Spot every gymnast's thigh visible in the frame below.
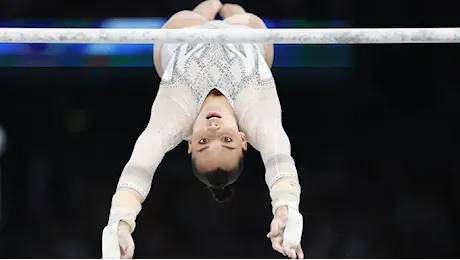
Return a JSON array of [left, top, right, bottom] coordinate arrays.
[[153, 11, 209, 77], [223, 13, 274, 68]]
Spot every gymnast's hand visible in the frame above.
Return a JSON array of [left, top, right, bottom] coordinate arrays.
[[118, 221, 135, 259], [267, 206, 304, 259]]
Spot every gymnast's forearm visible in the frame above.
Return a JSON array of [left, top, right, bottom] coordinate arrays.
[[108, 124, 169, 233], [239, 95, 301, 214], [117, 120, 172, 199], [261, 124, 301, 214], [105, 92, 190, 234], [248, 119, 300, 213]]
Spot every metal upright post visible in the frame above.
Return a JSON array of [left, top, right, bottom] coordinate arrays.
[[0, 126, 5, 223]]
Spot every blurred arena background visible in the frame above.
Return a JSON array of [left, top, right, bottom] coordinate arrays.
[[0, 0, 459, 258]]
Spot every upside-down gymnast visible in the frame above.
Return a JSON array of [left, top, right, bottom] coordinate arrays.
[[102, 1, 304, 258]]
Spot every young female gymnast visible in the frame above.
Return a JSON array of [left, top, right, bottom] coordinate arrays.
[[102, 1, 304, 258]]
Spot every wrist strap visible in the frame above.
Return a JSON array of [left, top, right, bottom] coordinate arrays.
[[109, 189, 142, 233], [269, 177, 301, 215], [102, 222, 120, 259]]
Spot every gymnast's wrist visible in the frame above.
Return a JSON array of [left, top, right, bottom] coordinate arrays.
[[108, 189, 143, 233], [272, 197, 299, 214], [274, 205, 289, 217], [269, 177, 301, 215], [118, 220, 132, 233]]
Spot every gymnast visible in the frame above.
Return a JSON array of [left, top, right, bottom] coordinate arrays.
[[102, 1, 304, 258]]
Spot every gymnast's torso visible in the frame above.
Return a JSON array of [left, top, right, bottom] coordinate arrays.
[[158, 20, 277, 139], [160, 43, 275, 131]]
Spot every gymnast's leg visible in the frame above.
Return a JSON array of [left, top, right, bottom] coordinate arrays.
[[220, 4, 275, 68], [153, 0, 223, 76]]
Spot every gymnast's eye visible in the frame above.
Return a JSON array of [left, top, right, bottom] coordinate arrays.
[[198, 138, 208, 144], [222, 137, 232, 142]]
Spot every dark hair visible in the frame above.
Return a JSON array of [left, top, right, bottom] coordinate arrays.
[[208, 186, 234, 203], [191, 155, 244, 202]]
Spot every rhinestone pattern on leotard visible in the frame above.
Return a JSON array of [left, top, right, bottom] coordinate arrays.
[[159, 42, 275, 113]]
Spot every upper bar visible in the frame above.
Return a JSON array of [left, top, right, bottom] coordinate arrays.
[[0, 28, 459, 44]]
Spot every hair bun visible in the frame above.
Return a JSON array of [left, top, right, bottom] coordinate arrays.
[[209, 186, 234, 203]]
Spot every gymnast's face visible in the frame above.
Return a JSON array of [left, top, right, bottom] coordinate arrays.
[[189, 107, 247, 173]]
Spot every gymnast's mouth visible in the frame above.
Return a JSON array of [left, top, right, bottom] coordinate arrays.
[[206, 112, 222, 119]]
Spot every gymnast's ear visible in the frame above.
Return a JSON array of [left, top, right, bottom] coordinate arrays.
[[240, 132, 248, 151], [187, 139, 192, 154]]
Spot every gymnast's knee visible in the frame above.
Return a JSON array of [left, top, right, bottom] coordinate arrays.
[[171, 10, 202, 19], [164, 10, 208, 28]]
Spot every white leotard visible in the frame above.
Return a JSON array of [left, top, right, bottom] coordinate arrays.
[[117, 21, 298, 200]]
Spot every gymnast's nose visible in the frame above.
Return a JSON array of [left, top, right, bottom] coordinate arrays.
[[207, 120, 220, 130]]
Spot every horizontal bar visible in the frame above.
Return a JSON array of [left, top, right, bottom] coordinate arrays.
[[0, 28, 459, 44]]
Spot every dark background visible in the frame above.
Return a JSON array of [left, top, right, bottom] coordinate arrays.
[[0, 0, 460, 258]]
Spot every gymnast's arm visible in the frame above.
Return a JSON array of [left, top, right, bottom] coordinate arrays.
[[238, 89, 301, 214], [106, 89, 193, 234]]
